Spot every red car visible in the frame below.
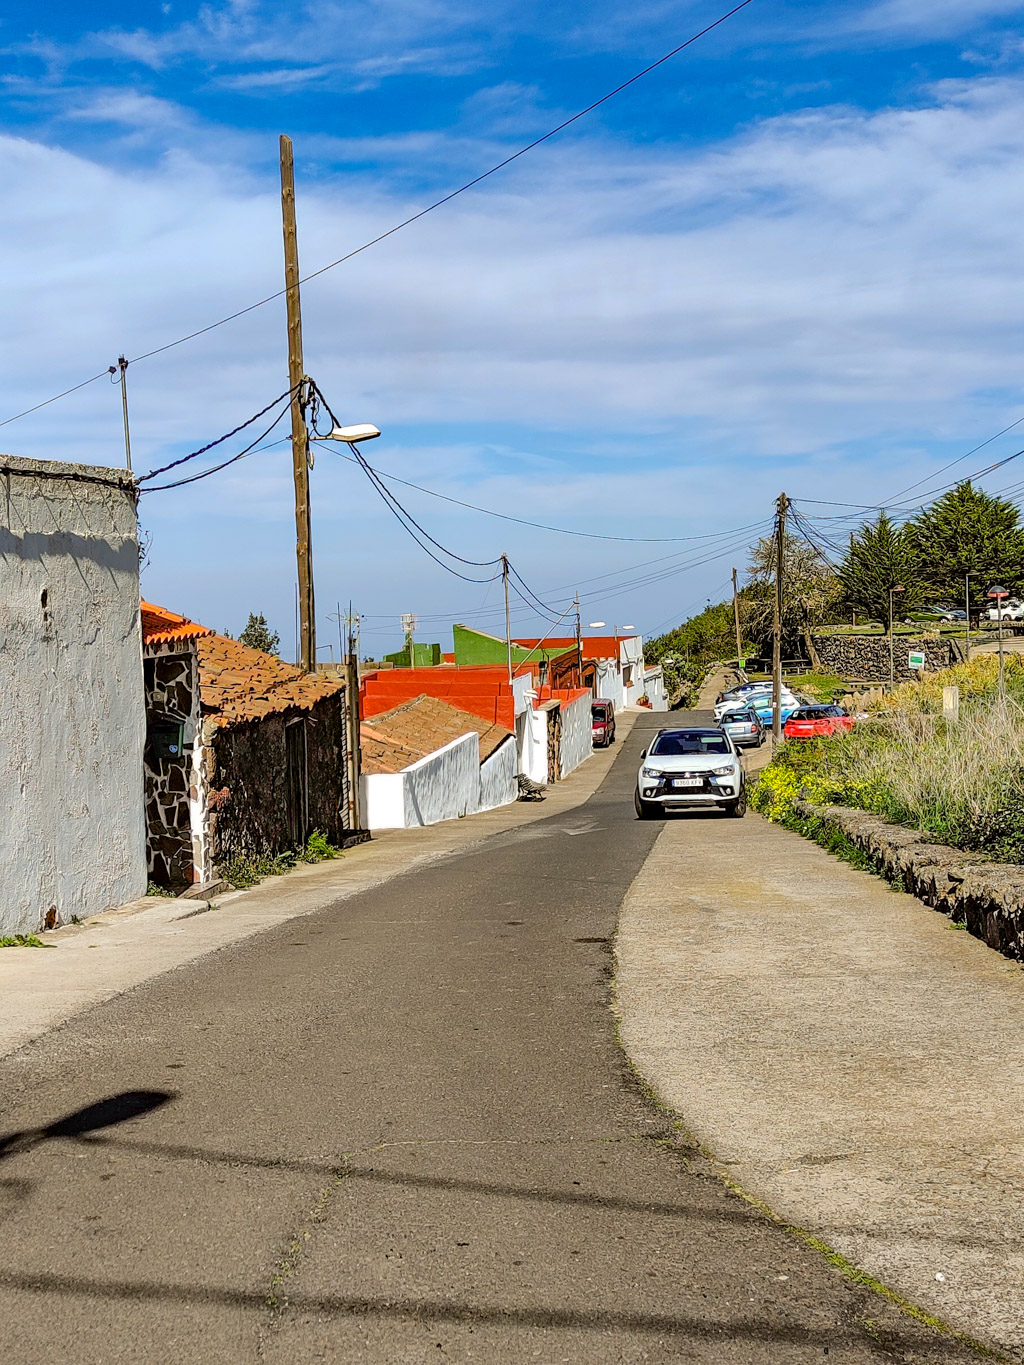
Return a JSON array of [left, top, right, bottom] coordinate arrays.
[[783, 705, 854, 740]]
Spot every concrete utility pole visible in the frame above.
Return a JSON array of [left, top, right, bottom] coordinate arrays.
[[502, 555, 513, 684], [771, 493, 788, 742], [731, 567, 742, 669], [280, 134, 315, 673]]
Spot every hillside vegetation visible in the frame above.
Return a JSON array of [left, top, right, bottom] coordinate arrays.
[[752, 656, 1024, 864]]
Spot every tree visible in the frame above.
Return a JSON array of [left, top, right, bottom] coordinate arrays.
[[838, 512, 926, 631], [238, 613, 281, 656], [741, 530, 841, 663], [909, 482, 1024, 615]]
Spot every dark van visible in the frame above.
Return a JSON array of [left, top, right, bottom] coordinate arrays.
[[592, 699, 616, 748]]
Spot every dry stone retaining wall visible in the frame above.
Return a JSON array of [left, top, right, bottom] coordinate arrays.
[[809, 634, 957, 683], [793, 797, 1024, 961]]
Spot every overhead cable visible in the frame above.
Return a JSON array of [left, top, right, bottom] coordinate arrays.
[[137, 385, 298, 483], [0, 0, 755, 429], [317, 441, 767, 545]]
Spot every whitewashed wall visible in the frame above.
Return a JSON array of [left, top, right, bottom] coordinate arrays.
[[594, 658, 624, 710], [403, 732, 479, 827], [559, 694, 594, 778], [644, 665, 669, 711], [518, 705, 549, 785], [1, 457, 147, 933], [620, 636, 646, 708], [362, 730, 520, 829], [480, 736, 518, 811], [360, 770, 406, 830]]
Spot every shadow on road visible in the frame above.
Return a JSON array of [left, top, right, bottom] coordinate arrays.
[[0, 1090, 174, 1162]]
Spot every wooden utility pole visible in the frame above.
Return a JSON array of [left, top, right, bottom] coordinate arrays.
[[731, 567, 742, 669], [771, 493, 789, 742], [574, 592, 583, 689], [502, 555, 513, 684], [280, 134, 315, 673]]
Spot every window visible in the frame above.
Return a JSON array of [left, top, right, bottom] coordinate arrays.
[[651, 731, 729, 756]]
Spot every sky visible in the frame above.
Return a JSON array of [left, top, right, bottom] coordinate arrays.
[[4, 0, 1024, 658]]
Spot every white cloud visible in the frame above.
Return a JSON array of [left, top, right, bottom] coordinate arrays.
[[6, 74, 1024, 635]]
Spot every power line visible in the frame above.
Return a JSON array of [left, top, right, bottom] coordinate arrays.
[[882, 411, 1024, 506], [137, 385, 298, 483], [141, 420, 292, 493], [0, 369, 112, 431], [0, 1, 754, 430], [317, 440, 768, 545]]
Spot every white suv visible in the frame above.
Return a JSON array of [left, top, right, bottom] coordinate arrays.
[[635, 726, 746, 819]]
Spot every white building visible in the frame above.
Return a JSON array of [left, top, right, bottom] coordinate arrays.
[[1, 456, 147, 933]]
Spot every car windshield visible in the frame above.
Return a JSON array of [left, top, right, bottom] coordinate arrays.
[[791, 708, 826, 720], [721, 711, 753, 723], [651, 731, 730, 756]]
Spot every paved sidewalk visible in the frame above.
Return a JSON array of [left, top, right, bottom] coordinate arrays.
[[617, 806, 1024, 1360], [0, 713, 636, 1061]]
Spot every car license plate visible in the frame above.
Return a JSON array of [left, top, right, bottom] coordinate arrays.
[[672, 777, 702, 788]]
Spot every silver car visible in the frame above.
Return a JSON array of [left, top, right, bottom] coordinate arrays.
[[719, 706, 765, 748], [635, 726, 747, 819]]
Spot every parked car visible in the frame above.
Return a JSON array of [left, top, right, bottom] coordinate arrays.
[[635, 727, 746, 819], [783, 705, 854, 740], [748, 688, 801, 726], [985, 599, 1024, 622], [718, 706, 765, 748], [713, 683, 773, 721], [591, 699, 616, 748]]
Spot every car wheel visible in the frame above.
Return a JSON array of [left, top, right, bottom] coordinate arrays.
[[635, 791, 661, 820], [725, 788, 748, 818]]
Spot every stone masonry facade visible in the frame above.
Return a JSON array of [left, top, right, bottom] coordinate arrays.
[[144, 648, 200, 887]]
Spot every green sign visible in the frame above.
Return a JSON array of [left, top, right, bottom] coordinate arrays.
[[908, 650, 926, 670]]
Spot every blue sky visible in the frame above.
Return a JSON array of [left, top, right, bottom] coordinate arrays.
[[4, 0, 1024, 655]]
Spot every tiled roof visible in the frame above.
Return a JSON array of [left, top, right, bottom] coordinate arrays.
[[141, 601, 214, 646], [360, 693, 513, 775], [197, 632, 344, 727]]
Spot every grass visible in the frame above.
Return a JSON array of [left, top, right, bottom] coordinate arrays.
[[785, 670, 848, 702], [0, 934, 53, 948], [752, 654, 1024, 864]]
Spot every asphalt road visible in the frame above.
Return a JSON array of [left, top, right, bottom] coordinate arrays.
[[0, 709, 983, 1363]]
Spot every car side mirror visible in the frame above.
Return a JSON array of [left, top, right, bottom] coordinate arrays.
[[640, 748, 647, 759]]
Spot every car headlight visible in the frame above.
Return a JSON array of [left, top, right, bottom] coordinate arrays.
[[641, 767, 662, 778], [711, 764, 735, 776]]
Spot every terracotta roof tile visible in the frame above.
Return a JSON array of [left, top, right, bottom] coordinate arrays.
[[196, 631, 344, 727], [360, 693, 513, 775], [141, 601, 214, 646]]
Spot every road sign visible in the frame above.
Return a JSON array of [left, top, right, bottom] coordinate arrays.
[[908, 650, 926, 670], [988, 585, 1008, 599]]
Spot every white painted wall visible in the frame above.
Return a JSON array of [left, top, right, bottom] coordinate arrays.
[[512, 672, 533, 717], [1, 457, 147, 933], [360, 770, 407, 830], [559, 694, 594, 778], [362, 730, 520, 829], [644, 665, 669, 711], [403, 731, 480, 827], [594, 658, 624, 710], [620, 635, 646, 708], [518, 705, 549, 785], [480, 736, 518, 811]]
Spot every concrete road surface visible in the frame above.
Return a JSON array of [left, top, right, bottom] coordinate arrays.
[[0, 710, 985, 1363]]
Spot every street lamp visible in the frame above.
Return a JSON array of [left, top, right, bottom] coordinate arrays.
[[964, 571, 976, 656], [888, 584, 905, 690], [324, 423, 381, 443]]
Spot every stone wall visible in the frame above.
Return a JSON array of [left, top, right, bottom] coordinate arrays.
[[794, 798, 1024, 962], [810, 633, 957, 683], [207, 693, 350, 869], [143, 649, 198, 887]]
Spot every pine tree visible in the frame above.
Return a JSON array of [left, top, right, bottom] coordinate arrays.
[[839, 512, 925, 631], [908, 482, 1024, 614], [237, 613, 281, 656]]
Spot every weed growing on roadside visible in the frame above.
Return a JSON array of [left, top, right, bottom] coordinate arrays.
[[146, 883, 176, 897], [0, 934, 52, 948], [299, 830, 343, 863], [219, 851, 296, 889]]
